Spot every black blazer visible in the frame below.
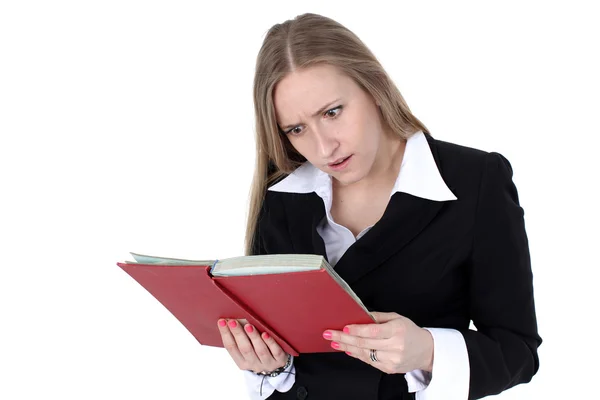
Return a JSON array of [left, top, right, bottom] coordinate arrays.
[[251, 133, 542, 400]]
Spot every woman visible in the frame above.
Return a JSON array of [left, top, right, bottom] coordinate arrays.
[[216, 13, 541, 400]]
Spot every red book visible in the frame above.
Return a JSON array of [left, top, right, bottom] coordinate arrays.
[[117, 253, 374, 356]]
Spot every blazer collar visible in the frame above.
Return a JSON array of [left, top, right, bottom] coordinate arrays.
[[267, 130, 457, 202]]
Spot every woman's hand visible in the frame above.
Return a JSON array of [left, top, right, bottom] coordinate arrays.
[[217, 318, 289, 374], [322, 311, 434, 374]]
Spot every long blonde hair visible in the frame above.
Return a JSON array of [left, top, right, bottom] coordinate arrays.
[[244, 13, 429, 255]]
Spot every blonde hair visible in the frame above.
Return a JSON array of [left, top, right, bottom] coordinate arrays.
[[244, 13, 429, 255]]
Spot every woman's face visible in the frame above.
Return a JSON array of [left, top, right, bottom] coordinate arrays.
[[273, 63, 392, 188]]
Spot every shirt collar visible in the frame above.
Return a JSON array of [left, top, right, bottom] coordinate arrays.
[[267, 130, 457, 202]]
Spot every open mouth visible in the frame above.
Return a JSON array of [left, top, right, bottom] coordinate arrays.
[[330, 156, 349, 165], [329, 155, 352, 170]]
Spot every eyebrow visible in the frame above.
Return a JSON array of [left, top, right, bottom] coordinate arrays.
[[279, 98, 342, 131]]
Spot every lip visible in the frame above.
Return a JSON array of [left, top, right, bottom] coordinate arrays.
[[328, 155, 352, 171], [328, 156, 349, 166]]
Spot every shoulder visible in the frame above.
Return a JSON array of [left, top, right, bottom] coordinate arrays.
[[428, 133, 513, 169], [427, 134, 488, 168], [425, 133, 517, 197]]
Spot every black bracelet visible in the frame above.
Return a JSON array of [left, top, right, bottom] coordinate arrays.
[[257, 354, 292, 377]]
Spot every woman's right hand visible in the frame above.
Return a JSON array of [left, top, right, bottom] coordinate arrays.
[[217, 318, 289, 374]]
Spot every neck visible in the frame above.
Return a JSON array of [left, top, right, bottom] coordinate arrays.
[[333, 129, 406, 193]]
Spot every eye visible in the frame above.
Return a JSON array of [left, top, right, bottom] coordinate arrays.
[[284, 124, 306, 136], [284, 105, 343, 136], [288, 126, 303, 136], [324, 105, 343, 118]]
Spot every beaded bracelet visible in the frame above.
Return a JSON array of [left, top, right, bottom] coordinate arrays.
[[257, 354, 292, 377]]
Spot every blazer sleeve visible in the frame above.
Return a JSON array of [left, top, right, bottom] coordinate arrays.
[[462, 152, 542, 399]]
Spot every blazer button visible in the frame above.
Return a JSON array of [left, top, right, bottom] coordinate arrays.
[[296, 386, 308, 400]]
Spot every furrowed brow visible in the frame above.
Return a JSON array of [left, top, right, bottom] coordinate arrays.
[[279, 98, 341, 130]]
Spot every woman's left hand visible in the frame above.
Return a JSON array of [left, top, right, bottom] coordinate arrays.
[[322, 311, 434, 374]]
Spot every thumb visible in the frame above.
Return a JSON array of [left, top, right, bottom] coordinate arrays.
[[370, 311, 401, 323]]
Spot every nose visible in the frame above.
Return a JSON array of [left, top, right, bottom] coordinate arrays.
[[313, 125, 339, 160]]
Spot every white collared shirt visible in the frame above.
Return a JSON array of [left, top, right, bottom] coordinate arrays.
[[244, 131, 470, 400]]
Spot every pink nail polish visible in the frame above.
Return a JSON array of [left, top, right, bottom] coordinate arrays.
[[343, 327, 350, 334], [218, 319, 226, 327], [263, 332, 270, 340], [322, 331, 332, 339], [345, 351, 352, 356], [245, 324, 254, 334], [228, 320, 237, 328], [331, 341, 340, 349]]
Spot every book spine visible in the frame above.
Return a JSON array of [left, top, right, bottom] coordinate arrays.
[[209, 259, 219, 275]]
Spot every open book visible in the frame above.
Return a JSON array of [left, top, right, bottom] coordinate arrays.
[[118, 253, 374, 355]]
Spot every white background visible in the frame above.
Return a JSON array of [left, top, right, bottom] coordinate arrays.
[[1, 1, 598, 399]]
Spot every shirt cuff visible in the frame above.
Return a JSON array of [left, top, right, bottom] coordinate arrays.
[[243, 356, 296, 400], [404, 328, 470, 400]]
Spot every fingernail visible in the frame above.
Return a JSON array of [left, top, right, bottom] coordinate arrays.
[[331, 341, 340, 349], [244, 324, 254, 334], [322, 331, 332, 339], [218, 319, 226, 327], [343, 327, 350, 334], [345, 351, 352, 355], [263, 332, 270, 340], [228, 320, 237, 328]]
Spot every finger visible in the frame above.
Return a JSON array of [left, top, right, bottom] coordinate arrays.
[[332, 320, 396, 340], [260, 331, 288, 365], [227, 319, 259, 364], [341, 343, 391, 369], [217, 319, 247, 367], [334, 341, 372, 360], [243, 324, 277, 365], [327, 331, 388, 353]]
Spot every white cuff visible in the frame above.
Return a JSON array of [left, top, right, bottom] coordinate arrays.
[[405, 328, 469, 400], [405, 368, 432, 392], [243, 356, 296, 400]]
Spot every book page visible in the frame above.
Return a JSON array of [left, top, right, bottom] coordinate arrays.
[[129, 253, 215, 266], [211, 265, 320, 276], [212, 254, 323, 276]]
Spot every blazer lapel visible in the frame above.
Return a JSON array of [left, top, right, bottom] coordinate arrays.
[[333, 193, 445, 285], [328, 133, 450, 286]]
